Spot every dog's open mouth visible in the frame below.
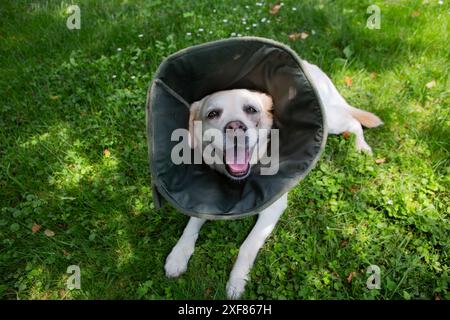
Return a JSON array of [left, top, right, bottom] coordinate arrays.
[[224, 146, 251, 178]]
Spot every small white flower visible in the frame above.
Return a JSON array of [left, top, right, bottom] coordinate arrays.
[[280, 2, 284, 6], [112, 75, 117, 79], [186, 32, 192, 36], [213, 9, 217, 13], [387, 199, 393, 205], [243, 21, 247, 25], [261, 17, 267, 23], [117, 48, 122, 52], [292, 7, 297, 11], [237, 34, 242, 37], [223, 19, 228, 23], [311, 29, 316, 35], [198, 28, 204, 32], [231, 32, 236, 36], [267, 20, 271, 23], [252, 23, 258, 27], [256, 2, 263, 6], [246, 26, 250, 30], [209, 31, 213, 34], [245, 5, 250, 9], [233, 7, 237, 11], [138, 34, 144, 38], [438, 0, 443, 4], [131, 76, 136, 80]]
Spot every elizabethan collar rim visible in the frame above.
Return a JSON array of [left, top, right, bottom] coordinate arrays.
[[146, 37, 327, 220]]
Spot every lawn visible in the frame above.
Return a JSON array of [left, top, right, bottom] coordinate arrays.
[[0, 0, 448, 300]]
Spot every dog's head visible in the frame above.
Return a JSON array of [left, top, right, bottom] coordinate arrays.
[[189, 89, 273, 181]]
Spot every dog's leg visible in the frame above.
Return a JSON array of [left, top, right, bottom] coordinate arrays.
[[226, 193, 288, 299], [302, 59, 381, 154], [165, 217, 206, 278], [345, 118, 373, 154]]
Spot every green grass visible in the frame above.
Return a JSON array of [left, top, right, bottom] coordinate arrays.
[[0, 0, 449, 300]]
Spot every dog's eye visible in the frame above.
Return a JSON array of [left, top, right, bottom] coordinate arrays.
[[207, 110, 221, 119], [244, 105, 258, 114]]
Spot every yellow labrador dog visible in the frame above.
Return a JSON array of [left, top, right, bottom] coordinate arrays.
[[164, 60, 382, 299]]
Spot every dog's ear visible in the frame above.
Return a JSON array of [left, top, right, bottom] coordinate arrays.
[[258, 92, 274, 113], [188, 99, 203, 149], [253, 91, 274, 129]]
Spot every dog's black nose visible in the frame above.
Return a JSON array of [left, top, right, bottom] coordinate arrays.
[[225, 121, 247, 132]]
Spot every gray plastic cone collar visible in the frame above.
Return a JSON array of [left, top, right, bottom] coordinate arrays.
[[146, 37, 327, 220]]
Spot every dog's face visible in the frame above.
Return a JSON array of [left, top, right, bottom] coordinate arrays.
[[189, 89, 273, 181]]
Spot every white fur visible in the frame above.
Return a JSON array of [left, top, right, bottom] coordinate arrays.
[[165, 217, 206, 278], [301, 60, 382, 154], [164, 60, 382, 299], [226, 194, 287, 299]]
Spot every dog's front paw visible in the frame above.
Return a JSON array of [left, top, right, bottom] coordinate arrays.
[[164, 246, 192, 278], [226, 277, 247, 300]]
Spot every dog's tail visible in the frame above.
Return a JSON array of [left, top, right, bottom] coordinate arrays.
[[347, 106, 383, 128]]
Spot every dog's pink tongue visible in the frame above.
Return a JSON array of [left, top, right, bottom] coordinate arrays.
[[227, 162, 249, 173], [226, 149, 250, 174]]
